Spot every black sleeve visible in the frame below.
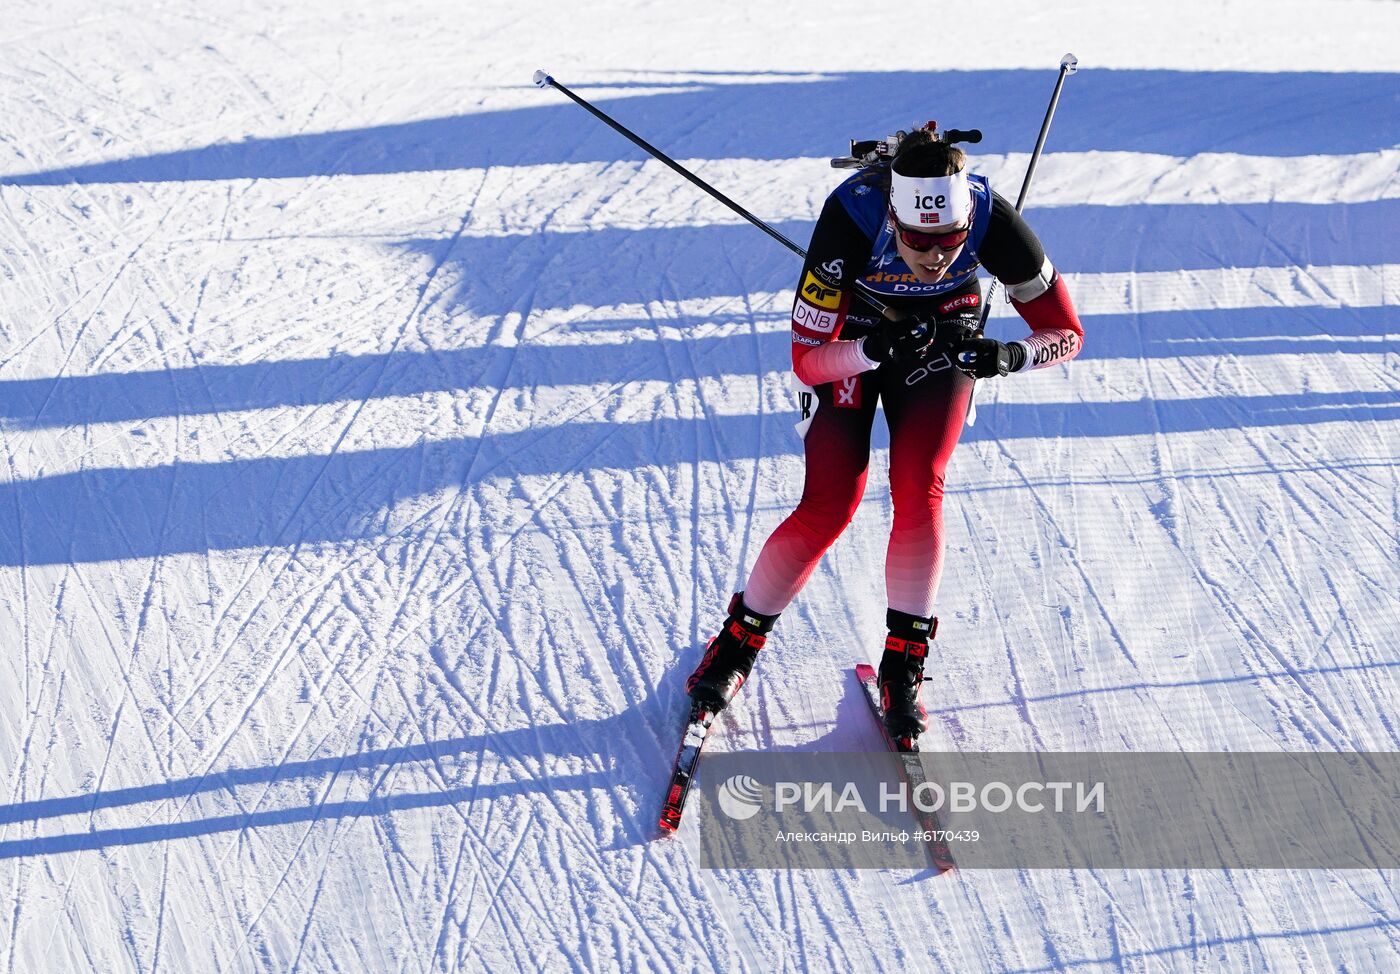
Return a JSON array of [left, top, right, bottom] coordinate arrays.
[[977, 192, 1047, 286], [800, 193, 873, 293], [789, 193, 878, 341]]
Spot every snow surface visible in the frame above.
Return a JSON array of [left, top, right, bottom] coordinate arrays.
[[2, 1, 1398, 970]]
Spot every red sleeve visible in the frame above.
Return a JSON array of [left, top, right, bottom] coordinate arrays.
[[1010, 273, 1083, 337]]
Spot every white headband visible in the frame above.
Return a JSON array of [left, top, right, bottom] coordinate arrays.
[[889, 170, 972, 227]]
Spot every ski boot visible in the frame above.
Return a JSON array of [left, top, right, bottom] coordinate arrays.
[[686, 593, 779, 714], [877, 609, 937, 748]]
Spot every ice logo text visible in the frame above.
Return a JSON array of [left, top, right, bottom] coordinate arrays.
[[717, 775, 764, 820]]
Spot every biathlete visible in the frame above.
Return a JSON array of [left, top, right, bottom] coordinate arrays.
[[685, 124, 1085, 746]]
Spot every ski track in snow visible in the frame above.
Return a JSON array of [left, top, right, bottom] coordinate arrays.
[[2, 1, 1399, 971]]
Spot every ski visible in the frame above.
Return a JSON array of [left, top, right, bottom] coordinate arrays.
[[855, 663, 956, 872], [658, 705, 716, 834]]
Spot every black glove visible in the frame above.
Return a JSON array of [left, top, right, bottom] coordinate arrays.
[[862, 314, 933, 365], [952, 336, 1025, 378]]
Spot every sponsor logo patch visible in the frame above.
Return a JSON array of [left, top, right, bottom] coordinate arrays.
[[860, 267, 975, 295], [793, 299, 838, 334], [939, 293, 980, 314], [811, 258, 844, 288], [800, 271, 842, 309], [792, 334, 823, 346], [834, 375, 861, 408]]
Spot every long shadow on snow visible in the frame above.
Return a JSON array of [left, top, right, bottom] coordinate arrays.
[[2, 657, 1394, 858], [2, 69, 1397, 185], [378, 201, 1400, 320], [0, 659, 705, 858], [2, 302, 1388, 428], [389, 201, 1398, 325], [2, 385, 1397, 565], [1, 304, 1387, 430]]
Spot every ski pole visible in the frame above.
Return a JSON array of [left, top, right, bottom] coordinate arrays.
[[964, 54, 1077, 427], [533, 70, 807, 259], [533, 70, 908, 322], [975, 53, 1079, 333]]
